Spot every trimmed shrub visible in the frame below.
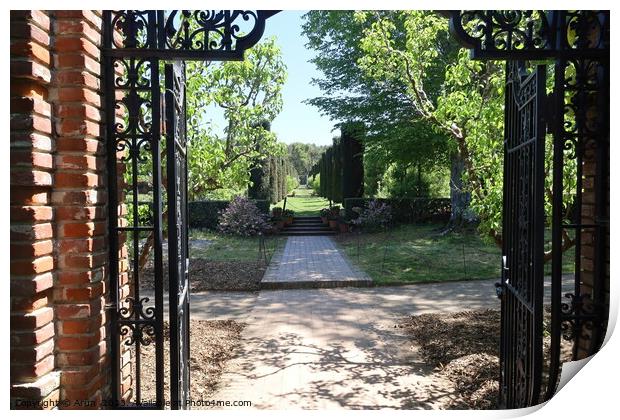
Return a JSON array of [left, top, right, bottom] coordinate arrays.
[[344, 197, 451, 224], [189, 199, 269, 229], [218, 196, 270, 236]]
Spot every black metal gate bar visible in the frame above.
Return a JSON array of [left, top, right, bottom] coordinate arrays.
[[103, 9, 165, 408], [150, 59, 165, 409], [165, 61, 190, 409], [547, 55, 566, 401]]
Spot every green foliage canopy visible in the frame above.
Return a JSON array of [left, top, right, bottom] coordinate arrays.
[[185, 37, 287, 200]]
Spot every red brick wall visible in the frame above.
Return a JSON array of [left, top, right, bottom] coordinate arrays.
[[10, 10, 110, 409], [51, 11, 109, 407], [10, 10, 60, 409]]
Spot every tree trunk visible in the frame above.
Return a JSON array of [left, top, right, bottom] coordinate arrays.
[[448, 152, 471, 228]]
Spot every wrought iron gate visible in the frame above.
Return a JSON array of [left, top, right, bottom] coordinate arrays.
[[165, 61, 190, 409], [499, 62, 546, 408], [447, 10, 609, 408], [103, 10, 276, 409]]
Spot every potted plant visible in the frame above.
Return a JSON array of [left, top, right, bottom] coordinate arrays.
[[337, 210, 350, 233], [272, 215, 285, 230], [328, 205, 340, 230], [320, 208, 329, 224], [272, 207, 283, 218], [283, 209, 295, 225]]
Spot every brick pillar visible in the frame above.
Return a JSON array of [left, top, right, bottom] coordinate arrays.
[[10, 10, 111, 409], [10, 10, 60, 409], [50, 11, 109, 408]]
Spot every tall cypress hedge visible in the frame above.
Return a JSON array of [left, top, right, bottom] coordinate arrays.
[[314, 123, 365, 204], [279, 157, 286, 202], [331, 137, 343, 203], [247, 121, 272, 201], [341, 123, 364, 199], [269, 156, 278, 204]]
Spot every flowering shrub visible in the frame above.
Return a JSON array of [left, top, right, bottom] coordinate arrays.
[[352, 199, 392, 231], [218, 196, 270, 236]]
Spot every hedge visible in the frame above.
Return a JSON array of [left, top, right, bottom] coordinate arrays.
[[189, 199, 270, 229], [341, 124, 364, 199], [314, 124, 365, 203], [343, 197, 451, 224]]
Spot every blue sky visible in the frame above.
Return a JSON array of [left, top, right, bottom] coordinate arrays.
[[263, 11, 337, 146], [208, 11, 337, 146]]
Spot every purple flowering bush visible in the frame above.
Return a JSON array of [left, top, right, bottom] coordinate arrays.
[[353, 199, 392, 231], [218, 196, 270, 236]]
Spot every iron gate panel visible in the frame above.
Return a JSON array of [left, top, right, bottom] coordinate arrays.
[[500, 61, 546, 409], [103, 10, 279, 409], [165, 61, 190, 410]]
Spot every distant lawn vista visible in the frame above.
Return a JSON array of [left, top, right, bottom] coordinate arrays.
[[272, 186, 331, 216]]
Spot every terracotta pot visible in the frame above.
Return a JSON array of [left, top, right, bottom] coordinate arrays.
[[338, 222, 349, 233], [321, 216, 328, 225], [329, 219, 338, 230], [286, 216, 294, 225]]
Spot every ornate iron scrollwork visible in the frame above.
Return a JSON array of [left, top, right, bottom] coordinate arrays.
[[104, 10, 278, 60], [449, 11, 552, 52], [447, 10, 609, 59]]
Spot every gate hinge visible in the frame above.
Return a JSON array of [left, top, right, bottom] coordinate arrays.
[[494, 281, 503, 299]]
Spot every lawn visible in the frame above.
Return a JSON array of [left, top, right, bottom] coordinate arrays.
[[272, 186, 331, 216], [189, 229, 286, 262], [335, 223, 575, 285]]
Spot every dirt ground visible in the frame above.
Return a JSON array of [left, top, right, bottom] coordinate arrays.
[[141, 258, 266, 291], [136, 319, 244, 409], [398, 308, 573, 409]]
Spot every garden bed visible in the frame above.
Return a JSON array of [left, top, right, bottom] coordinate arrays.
[[139, 319, 244, 408]]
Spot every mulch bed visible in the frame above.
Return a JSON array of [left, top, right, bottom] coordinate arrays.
[[141, 258, 266, 292], [138, 319, 244, 408], [398, 308, 573, 410], [397, 309, 500, 409]]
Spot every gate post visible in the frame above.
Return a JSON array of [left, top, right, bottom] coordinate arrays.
[[10, 10, 112, 409]]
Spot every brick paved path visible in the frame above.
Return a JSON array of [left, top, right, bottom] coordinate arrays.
[[261, 236, 371, 288]]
